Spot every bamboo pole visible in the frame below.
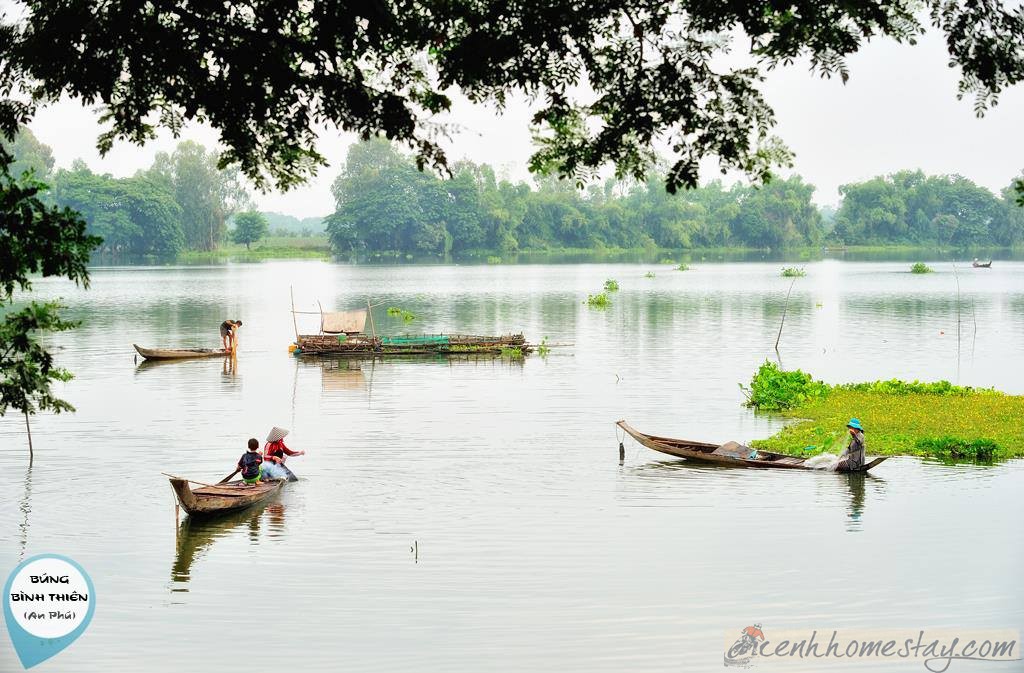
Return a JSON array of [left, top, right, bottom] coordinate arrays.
[[775, 277, 797, 352], [290, 286, 299, 341], [160, 473, 222, 489], [366, 299, 377, 339]]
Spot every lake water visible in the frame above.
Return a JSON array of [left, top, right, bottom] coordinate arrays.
[[1, 259, 1022, 672]]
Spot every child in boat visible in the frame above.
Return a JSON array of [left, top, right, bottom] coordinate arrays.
[[237, 438, 263, 487], [220, 319, 242, 352]]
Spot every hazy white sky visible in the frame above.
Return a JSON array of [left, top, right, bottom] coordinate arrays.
[[25, 28, 1024, 218]]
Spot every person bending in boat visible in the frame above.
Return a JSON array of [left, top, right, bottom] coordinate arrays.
[[835, 418, 866, 472], [264, 426, 305, 467], [238, 438, 264, 487], [220, 319, 242, 352]]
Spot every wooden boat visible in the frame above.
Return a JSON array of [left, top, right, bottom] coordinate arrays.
[[617, 420, 889, 472], [134, 344, 229, 360], [972, 260, 992, 268], [168, 477, 285, 516]]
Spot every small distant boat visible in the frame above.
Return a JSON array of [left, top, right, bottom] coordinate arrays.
[[134, 344, 229, 360], [972, 259, 992, 268], [168, 476, 287, 517], [617, 420, 889, 472]]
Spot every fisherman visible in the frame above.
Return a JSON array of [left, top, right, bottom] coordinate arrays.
[[836, 418, 866, 472], [237, 438, 263, 487], [220, 319, 243, 352], [264, 426, 305, 468]]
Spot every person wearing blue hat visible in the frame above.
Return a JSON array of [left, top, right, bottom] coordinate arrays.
[[836, 418, 865, 472]]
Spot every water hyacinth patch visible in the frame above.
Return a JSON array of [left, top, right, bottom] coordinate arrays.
[[743, 362, 1024, 461], [604, 278, 620, 292], [585, 292, 611, 308], [781, 267, 806, 277], [910, 262, 933, 274]]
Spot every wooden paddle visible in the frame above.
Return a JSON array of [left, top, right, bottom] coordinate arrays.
[[218, 468, 240, 484]]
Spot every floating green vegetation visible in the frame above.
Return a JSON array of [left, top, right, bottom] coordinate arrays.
[[910, 262, 934, 274], [742, 362, 1023, 461], [781, 267, 806, 277], [585, 292, 611, 308], [644, 271, 656, 279], [676, 263, 690, 271], [603, 278, 620, 292], [386, 307, 417, 324], [449, 344, 491, 353], [500, 345, 524, 358], [538, 337, 551, 357]]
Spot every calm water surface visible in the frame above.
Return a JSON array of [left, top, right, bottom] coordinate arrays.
[[1, 259, 1022, 672]]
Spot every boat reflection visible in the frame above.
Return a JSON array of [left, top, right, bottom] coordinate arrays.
[[170, 502, 287, 592], [624, 459, 886, 531], [843, 472, 886, 532]]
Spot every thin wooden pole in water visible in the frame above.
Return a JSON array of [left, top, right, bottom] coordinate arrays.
[[24, 411, 33, 465], [290, 286, 299, 341], [953, 263, 961, 381], [775, 277, 797, 352], [366, 299, 377, 340]]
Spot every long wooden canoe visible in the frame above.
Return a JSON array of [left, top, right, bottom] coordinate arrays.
[[169, 477, 285, 516], [617, 420, 889, 472], [135, 344, 229, 360]]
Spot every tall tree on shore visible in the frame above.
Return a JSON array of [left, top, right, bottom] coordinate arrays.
[[232, 211, 269, 250], [146, 141, 249, 251], [50, 162, 184, 255], [0, 125, 54, 180]]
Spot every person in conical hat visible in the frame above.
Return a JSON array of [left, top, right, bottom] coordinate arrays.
[[264, 426, 305, 465]]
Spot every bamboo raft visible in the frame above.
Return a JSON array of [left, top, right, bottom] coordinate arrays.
[[617, 420, 889, 472], [292, 332, 530, 356]]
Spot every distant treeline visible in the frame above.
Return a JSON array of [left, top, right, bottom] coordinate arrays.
[[6, 129, 1023, 257], [328, 139, 1024, 255], [3, 127, 251, 255], [262, 212, 325, 236]]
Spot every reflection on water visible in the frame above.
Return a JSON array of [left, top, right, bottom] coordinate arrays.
[[171, 503, 288, 592], [18, 465, 32, 562]]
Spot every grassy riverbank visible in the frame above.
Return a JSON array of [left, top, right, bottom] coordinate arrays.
[[745, 363, 1024, 461], [173, 240, 1021, 264], [179, 236, 331, 261]]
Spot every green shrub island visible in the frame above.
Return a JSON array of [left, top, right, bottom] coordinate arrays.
[[910, 262, 934, 274]]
